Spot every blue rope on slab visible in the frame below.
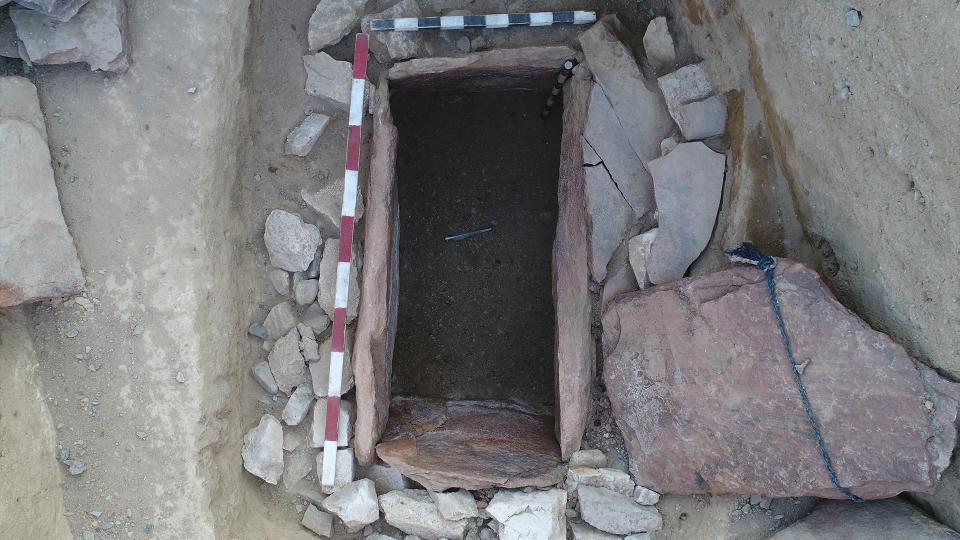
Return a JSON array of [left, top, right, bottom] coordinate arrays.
[[726, 242, 864, 503]]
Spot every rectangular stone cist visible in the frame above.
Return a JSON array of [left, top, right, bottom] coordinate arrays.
[[350, 46, 596, 487]]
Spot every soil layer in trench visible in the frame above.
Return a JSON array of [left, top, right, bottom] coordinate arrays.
[[391, 90, 562, 406]]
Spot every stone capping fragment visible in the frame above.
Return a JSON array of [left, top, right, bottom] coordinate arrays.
[[386, 46, 579, 91], [353, 73, 400, 466]]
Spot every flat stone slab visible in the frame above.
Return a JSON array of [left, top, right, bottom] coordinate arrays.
[[770, 498, 960, 539], [307, 0, 367, 51], [376, 397, 565, 492], [10, 0, 128, 71], [602, 260, 960, 498], [645, 142, 725, 284], [8, 0, 90, 22], [0, 76, 83, 307], [387, 46, 577, 91]]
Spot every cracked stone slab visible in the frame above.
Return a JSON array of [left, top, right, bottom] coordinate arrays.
[[581, 137, 637, 283]]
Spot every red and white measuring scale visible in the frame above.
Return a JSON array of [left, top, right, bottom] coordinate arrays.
[[321, 33, 368, 490]]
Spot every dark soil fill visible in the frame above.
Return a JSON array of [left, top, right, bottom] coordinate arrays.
[[391, 90, 562, 406]]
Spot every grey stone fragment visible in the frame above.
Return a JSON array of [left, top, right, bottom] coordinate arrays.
[[268, 268, 290, 296], [569, 449, 608, 469], [268, 327, 306, 394], [307, 0, 367, 51], [302, 181, 364, 237], [321, 478, 379, 531], [298, 323, 321, 362], [303, 52, 353, 111], [283, 444, 316, 491], [248, 322, 268, 340], [303, 303, 331, 334], [250, 360, 279, 394], [294, 278, 319, 306], [9, 0, 89, 21], [677, 95, 727, 140], [264, 301, 298, 340], [317, 237, 360, 322], [656, 63, 714, 134], [379, 489, 470, 540], [64, 459, 85, 475], [486, 488, 566, 540], [633, 486, 660, 506], [361, 462, 410, 494], [264, 210, 322, 272], [846, 9, 862, 27], [659, 135, 679, 156], [642, 17, 675, 72], [581, 138, 637, 282], [316, 448, 356, 494], [361, 0, 421, 63], [241, 415, 284, 484], [645, 143, 725, 284], [301, 504, 334, 537], [430, 489, 479, 521], [566, 467, 634, 498], [0, 13, 20, 59], [0, 76, 44, 136], [282, 383, 315, 426], [285, 113, 330, 156], [627, 229, 658, 288], [578, 485, 662, 535], [10, 0, 128, 71], [584, 83, 654, 219]]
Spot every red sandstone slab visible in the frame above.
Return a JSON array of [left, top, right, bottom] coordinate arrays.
[[376, 397, 566, 492], [353, 74, 400, 466], [386, 46, 577, 91], [602, 260, 960, 499]]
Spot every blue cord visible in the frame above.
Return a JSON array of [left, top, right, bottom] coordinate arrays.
[[726, 243, 864, 503]]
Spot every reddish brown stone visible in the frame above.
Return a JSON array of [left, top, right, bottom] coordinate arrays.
[[770, 498, 959, 539], [554, 67, 595, 460], [353, 74, 399, 466], [602, 260, 960, 499], [376, 397, 566, 492], [387, 46, 577, 91]]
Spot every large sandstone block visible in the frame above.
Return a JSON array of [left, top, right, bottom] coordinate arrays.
[[0, 77, 83, 307], [376, 397, 565, 492], [770, 498, 959, 539], [602, 260, 960, 499]]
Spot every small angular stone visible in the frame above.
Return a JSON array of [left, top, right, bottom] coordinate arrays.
[[657, 63, 714, 134], [486, 488, 566, 540], [302, 182, 364, 238], [379, 489, 470, 540], [362, 462, 410, 494], [569, 449, 608, 469], [430, 489, 479, 521], [627, 229, 658, 288], [301, 505, 334, 537], [642, 16, 675, 72], [307, 0, 367, 50], [268, 327, 306, 394], [312, 398, 353, 448], [10, 0, 128, 71], [321, 478, 379, 531], [241, 415, 284, 484], [361, 0, 421, 63], [268, 268, 290, 296], [283, 444, 316, 491], [566, 467, 634, 498], [316, 448, 356, 494], [285, 113, 330, 156], [264, 210, 322, 272], [9, 0, 90, 22], [294, 278, 319, 305], [578, 485, 662, 535], [248, 322, 268, 340], [303, 303, 331, 334], [310, 334, 354, 397], [303, 52, 354, 111], [317, 237, 359, 322], [677, 95, 727, 140], [282, 384, 315, 426], [634, 486, 660, 506], [264, 301, 298, 340], [250, 361, 279, 394], [298, 323, 321, 362]]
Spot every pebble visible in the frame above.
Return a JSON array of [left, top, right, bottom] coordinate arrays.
[[65, 459, 85, 475], [66, 328, 79, 338], [845, 9, 861, 27], [176, 371, 186, 383], [136, 430, 148, 440], [742, 504, 751, 513], [187, 87, 197, 94], [102, 521, 114, 530], [749, 494, 762, 505], [131, 324, 144, 336], [248, 322, 268, 340], [83, 532, 95, 540], [89, 510, 102, 518]]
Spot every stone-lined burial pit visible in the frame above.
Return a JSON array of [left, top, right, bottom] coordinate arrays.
[[352, 46, 595, 488]]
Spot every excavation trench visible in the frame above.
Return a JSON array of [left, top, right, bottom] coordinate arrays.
[[352, 47, 594, 490]]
